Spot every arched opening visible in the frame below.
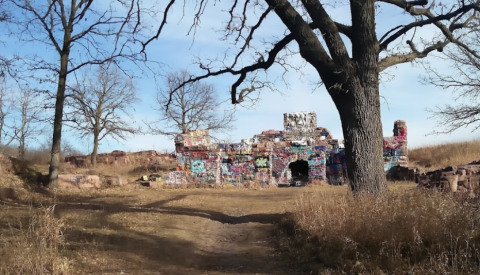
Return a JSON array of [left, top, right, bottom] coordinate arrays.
[[289, 160, 309, 182]]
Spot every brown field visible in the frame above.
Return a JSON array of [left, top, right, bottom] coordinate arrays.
[[409, 139, 480, 171], [0, 181, 350, 275], [1, 140, 480, 274]]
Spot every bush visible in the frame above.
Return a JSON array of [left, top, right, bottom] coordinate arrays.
[[0, 206, 71, 275]]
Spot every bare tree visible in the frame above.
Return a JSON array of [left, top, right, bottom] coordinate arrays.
[[150, 70, 235, 138], [66, 65, 140, 168], [0, 77, 17, 152], [424, 34, 480, 133], [16, 89, 45, 160], [3, 0, 157, 187], [144, 0, 480, 194], [0, 80, 45, 157]]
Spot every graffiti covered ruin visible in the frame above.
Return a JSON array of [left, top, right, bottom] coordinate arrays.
[[173, 112, 408, 185]]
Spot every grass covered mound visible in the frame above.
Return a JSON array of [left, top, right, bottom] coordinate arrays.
[[409, 140, 480, 171], [278, 187, 480, 274]]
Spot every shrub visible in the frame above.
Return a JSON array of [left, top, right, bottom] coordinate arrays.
[[0, 206, 71, 275]]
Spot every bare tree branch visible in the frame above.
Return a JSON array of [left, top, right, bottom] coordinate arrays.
[[148, 70, 236, 138], [65, 65, 140, 167]]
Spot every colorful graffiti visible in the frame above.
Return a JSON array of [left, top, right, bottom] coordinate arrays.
[[191, 160, 205, 172], [383, 121, 408, 172], [308, 154, 326, 179], [220, 160, 255, 184], [166, 171, 187, 185], [173, 117, 408, 186], [175, 130, 210, 147], [255, 156, 269, 168]]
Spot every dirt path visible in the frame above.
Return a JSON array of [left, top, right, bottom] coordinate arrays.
[[48, 187, 319, 274], [194, 207, 293, 275]]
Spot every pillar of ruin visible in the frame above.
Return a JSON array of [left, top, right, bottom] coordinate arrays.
[[393, 120, 407, 137]]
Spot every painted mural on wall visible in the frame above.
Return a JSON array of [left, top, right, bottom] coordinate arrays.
[[173, 113, 408, 185], [175, 130, 210, 149], [166, 171, 187, 185], [383, 120, 408, 172]]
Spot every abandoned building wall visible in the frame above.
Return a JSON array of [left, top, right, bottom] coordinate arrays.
[[284, 111, 317, 132], [173, 113, 408, 185], [383, 120, 408, 172], [175, 130, 210, 148], [326, 149, 347, 181]]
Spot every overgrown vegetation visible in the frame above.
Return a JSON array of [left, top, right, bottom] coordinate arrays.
[[4, 139, 480, 274], [409, 139, 480, 171], [279, 187, 480, 274], [0, 206, 71, 275]]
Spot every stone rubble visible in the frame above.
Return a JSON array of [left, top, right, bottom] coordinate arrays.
[[416, 161, 480, 193]]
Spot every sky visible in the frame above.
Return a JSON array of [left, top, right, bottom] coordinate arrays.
[[2, 0, 480, 155]]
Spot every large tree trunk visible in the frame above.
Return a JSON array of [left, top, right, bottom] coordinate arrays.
[[18, 135, 25, 160], [332, 81, 387, 194], [91, 131, 99, 168], [48, 53, 69, 188]]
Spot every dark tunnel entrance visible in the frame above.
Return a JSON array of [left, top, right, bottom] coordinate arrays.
[[289, 160, 309, 182]]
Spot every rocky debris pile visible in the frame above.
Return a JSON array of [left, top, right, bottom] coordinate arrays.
[[138, 174, 164, 188], [416, 160, 480, 193], [58, 174, 102, 189], [387, 165, 417, 181]]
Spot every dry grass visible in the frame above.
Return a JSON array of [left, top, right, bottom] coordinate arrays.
[[4, 138, 480, 274], [279, 185, 480, 274], [0, 205, 71, 275], [409, 139, 480, 171]]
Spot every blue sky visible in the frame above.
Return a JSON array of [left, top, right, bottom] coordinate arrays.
[[2, 1, 479, 154]]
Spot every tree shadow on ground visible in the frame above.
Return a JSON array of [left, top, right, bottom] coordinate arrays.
[[54, 194, 296, 274], [55, 196, 284, 225]]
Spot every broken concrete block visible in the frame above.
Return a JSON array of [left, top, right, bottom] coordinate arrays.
[[441, 174, 458, 192], [58, 174, 101, 189], [103, 175, 123, 186], [141, 181, 164, 188]]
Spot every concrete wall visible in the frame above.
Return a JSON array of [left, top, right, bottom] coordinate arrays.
[[174, 113, 408, 185]]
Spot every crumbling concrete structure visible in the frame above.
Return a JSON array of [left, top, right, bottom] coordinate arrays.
[[384, 120, 408, 171], [65, 150, 176, 168], [174, 113, 339, 185], [173, 112, 408, 185]]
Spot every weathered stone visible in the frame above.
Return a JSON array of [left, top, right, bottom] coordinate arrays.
[[103, 175, 123, 186], [458, 180, 469, 188], [141, 181, 164, 188], [0, 187, 16, 200], [457, 185, 466, 192], [417, 161, 480, 193], [388, 165, 417, 181], [58, 174, 101, 189], [441, 174, 458, 192]]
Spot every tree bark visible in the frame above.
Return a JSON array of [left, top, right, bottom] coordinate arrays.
[[48, 53, 69, 188], [91, 129, 99, 168], [263, 0, 386, 194], [343, 0, 386, 194], [19, 136, 25, 160], [332, 82, 387, 194]]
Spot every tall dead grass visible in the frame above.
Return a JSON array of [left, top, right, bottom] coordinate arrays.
[[0, 206, 71, 275], [409, 139, 480, 171], [280, 189, 480, 274]]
